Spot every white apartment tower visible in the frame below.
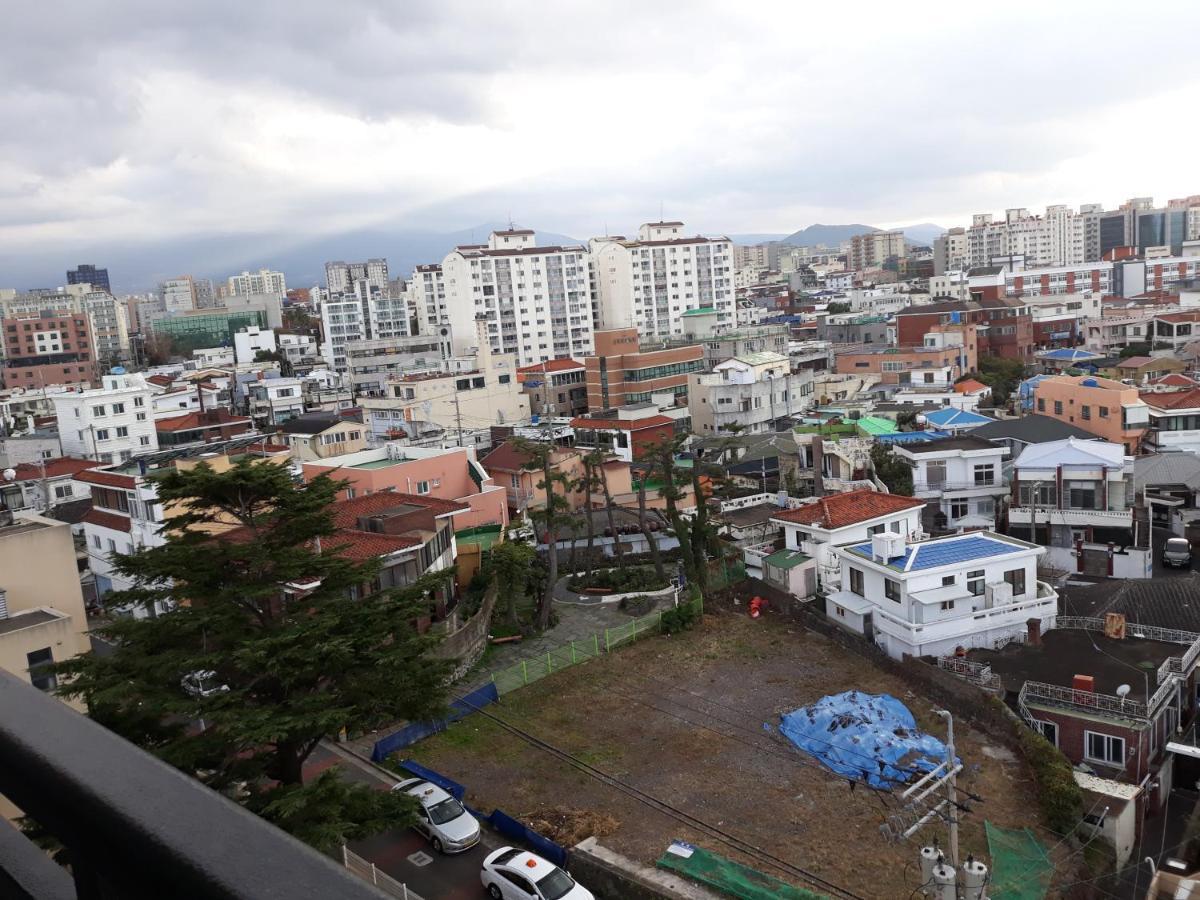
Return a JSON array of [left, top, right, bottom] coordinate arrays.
[[228, 268, 287, 297], [589, 221, 734, 341], [409, 264, 447, 336], [159, 277, 196, 314], [440, 229, 595, 367], [325, 259, 389, 296], [52, 373, 158, 464]]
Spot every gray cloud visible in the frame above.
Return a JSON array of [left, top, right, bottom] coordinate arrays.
[[2, 0, 1199, 290]]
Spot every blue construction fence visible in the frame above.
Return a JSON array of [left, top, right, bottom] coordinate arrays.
[[392, 758, 568, 867], [370, 681, 499, 762]]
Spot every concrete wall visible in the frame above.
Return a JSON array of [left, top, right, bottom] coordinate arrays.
[[0, 516, 89, 654], [571, 837, 724, 900], [428, 583, 497, 681]]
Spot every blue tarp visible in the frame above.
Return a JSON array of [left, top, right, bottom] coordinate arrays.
[[476, 809, 568, 867], [395, 759, 466, 801], [370, 681, 500, 761], [778, 691, 956, 789]]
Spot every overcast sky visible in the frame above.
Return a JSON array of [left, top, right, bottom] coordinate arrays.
[[4, 0, 1200, 284]]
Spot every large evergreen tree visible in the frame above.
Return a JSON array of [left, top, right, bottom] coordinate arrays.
[[55, 459, 453, 851]]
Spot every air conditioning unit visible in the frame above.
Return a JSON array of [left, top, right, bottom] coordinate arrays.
[[984, 582, 1013, 609], [872, 531, 906, 563]]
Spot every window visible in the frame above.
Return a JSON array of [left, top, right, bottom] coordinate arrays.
[[941, 575, 956, 587], [106, 538, 117, 552], [1081, 405, 1090, 420], [925, 461, 946, 487], [884, 578, 900, 602], [1053, 400, 1063, 415], [1034, 720, 1058, 747], [116, 426, 129, 438], [95, 428, 110, 441], [134, 396, 144, 407], [112, 402, 125, 414], [973, 464, 995, 486], [940, 600, 955, 611], [139, 436, 151, 446], [977, 498, 995, 517], [54, 484, 73, 500], [136, 412, 147, 421], [967, 570, 985, 595], [27, 648, 56, 691], [92, 405, 106, 417], [498, 374, 511, 384], [1099, 407, 1109, 418], [92, 534, 101, 549], [1003, 568, 1026, 596], [416, 481, 430, 495], [849, 567, 864, 596], [1084, 730, 1125, 766], [510, 475, 520, 488], [1037, 398, 1045, 412], [949, 499, 968, 520]]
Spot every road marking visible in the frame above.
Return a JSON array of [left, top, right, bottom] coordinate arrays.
[[407, 851, 434, 867]]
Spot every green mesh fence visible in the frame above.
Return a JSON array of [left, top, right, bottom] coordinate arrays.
[[985, 821, 1052, 900], [490, 595, 702, 695], [656, 842, 828, 900]]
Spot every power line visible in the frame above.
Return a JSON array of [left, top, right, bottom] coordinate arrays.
[[459, 697, 868, 900]]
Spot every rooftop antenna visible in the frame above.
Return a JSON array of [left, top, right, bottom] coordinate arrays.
[[660, 200, 664, 223]]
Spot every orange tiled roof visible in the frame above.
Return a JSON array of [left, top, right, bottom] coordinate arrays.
[[771, 489, 925, 530], [155, 409, 252, 432], [74, 469, 138, 489], [517, 359, 585, 374], [953, 379, 988, 394], [1141, 389, 1200, 411], [82, 508, 131, 532], [569, 415, 674, 431], [330, 490, 470, 527], [11, 457, 100, 481]]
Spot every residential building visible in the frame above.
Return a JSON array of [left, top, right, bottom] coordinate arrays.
[[590, 221, 735, 340], [317, 280, 412, 374], [829, 530, 1055, 659], [893, 298, 1032, 362], [159, 277, 196, 314], [1008, 437, 1144, 577], [571, 403, 682, 463], [232, 326, 277, 365], [439, 228, 595, 366], [1152, 311, 1200, 353], [246, 376, 306, 426], [834, 344, 972, 387], [301, 444, 508, 534], [278, 333, 321, 372], [219, 291, 283, 328], [278, 412, 366, 462], [228, 269, 287, 298], [847, 230, 905, 272], [51, 373, 158, 463], [893, 435, 1006, 534], [770, 489, 926, 590], [0, 457, 99, 514], [481, 441, 586, 516], [1133, 453, 1200, 530], [516, 358, 588, 418], [1030, 375, 1149, 455], [358, 328, 528, 444], [966, 617, 1200, 828], [1082, 310, 1157, 354], [1142, 389, 1200, 454], [585, 327, 705, 410], [1025, 292, 1101, 348], [67, 264, 110, 293], [1, 312, 97, 389], [83, 291, 130, 366], [689, 352, 815, 435], [155, 409, 254, 447], [324, 259, 389, 296], [192, 278, 216, 310], [1034, 347, 1106, 375], [409, 264, 446, 335], [1104, 355, 1186, 385], [0, 512, 91, 702], [969, 414, 1099, 462], [933, 229, 967, 275], [816, 314, 892, 345], [688, 322, 792, 368], [345, 334, 448, 397]]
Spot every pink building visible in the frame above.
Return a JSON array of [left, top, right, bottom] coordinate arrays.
[[300, 445, 508, 535]]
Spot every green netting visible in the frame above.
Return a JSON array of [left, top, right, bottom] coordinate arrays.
[[986, 821, 1052, 899], [656, 842, 828, 900]]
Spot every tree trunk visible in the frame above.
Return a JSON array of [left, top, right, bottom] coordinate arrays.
[[583, 460, 596, 580], [273, 740, 306, 786], [637, 476, 665, 580], [690, 466, 710, 592], [536, 461, 558, 632], [598, 461, 626, 571], [657, 446, 696, 584]]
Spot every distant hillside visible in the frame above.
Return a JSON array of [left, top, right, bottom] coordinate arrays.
[[897, 223, 946, 246], [781, 223, 878, 248], [722, 233, 789, 245]]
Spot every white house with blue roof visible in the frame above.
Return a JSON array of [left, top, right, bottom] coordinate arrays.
[[919, 407, 995, 435], [827, 530, 1056, 660]]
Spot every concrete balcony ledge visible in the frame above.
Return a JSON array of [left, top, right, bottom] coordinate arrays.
[[1009, 506, 1132, 526]]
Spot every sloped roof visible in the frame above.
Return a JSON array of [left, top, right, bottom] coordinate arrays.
[[923, 408, 995, 429], [155, 409, 252, 432], [480, 441, 533, 473], [516, 358, 585, 374], [74, 469, 138, 489], [1116, 356, 1154, 368], [953, 379, 989, 394], [11, 457, 100, 481], [1147, 373, 1199, 388], [82, 508, 131, 533], [1134, 453, 1200, 491], [770, 489, 925, 530], [854, 416, 898, 436], [569, 415, 673, 431], [1037, 348, 1103, 361], [279, 413, 342, 435], [899, 434, 1001, 455], [969, 415, 1098, 444], [1013, 436, 1126, 470], [1140, 389, 1200, 411], [330, 490, 470, 526]]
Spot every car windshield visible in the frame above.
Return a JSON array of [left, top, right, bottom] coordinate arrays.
[[1167, 539, 1190, 553], [428, 797, 465, 825], [536, 867, 576, 900]]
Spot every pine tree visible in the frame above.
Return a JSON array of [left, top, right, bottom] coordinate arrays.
[[55, 459, 453, 851]]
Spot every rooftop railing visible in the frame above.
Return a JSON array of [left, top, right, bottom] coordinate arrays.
[[0, 670, 388, 900]]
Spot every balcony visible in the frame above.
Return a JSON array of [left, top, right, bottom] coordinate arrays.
[[0, 670, 385, 899], [1008, 506, 1132, 527]]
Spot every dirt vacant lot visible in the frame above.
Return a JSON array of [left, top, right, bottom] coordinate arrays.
[[402, 607, 1048, 898]]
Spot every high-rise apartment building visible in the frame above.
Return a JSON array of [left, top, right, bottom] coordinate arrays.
[[317, 277, 411, 375], [52, 373, 158, 463], [66, 264, 110, 294], [228, 268, 287, 297], [933, 228, 968, 275], [440, 229, 595, 367], [1, 312, 97, 388], [846, 229, 905, 272], [82, 291, 130, 366], [409, 264, 446, 336], [193, 278, 216, 309], [325, 259, 389, 295], [159, 277, 196, 314], [589, 221, 734, 342]]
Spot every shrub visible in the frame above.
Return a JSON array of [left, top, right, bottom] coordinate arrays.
[[618, 594, 656, 616], [567, 566, 669, 594], [1010, 707, 1083, 834], [661, 601, 698, 635]]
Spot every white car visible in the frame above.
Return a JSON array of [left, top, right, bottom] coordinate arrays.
[[481, 847, 593, 900], [391, 777, 480, 853]]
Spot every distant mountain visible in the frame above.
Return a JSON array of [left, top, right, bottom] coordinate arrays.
[[897, 223, 946, 246], [721, 233, 789, 245], [781, 224, 878, 248]]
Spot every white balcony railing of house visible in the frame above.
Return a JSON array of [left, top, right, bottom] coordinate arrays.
[[938, 657, 1003, 694], [1008, 507, 1133, 526], [1019, 680, 1152, 721]]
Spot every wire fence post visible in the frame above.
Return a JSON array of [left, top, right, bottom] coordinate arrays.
[[605, 628, 610, 652], [522, 659, 528, 685], [593, 633, 599, 655], [570, 641, 577, 664], [546, 650, 552, 674]]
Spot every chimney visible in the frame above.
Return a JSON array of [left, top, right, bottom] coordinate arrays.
[[1026, 618, 1042, 647], [0, 588, 8, 619], [1072, 674, 1095, 693]]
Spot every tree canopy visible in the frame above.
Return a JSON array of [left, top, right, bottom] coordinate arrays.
[[55, 459, 452, 850]]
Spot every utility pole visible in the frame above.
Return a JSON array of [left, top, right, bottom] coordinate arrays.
[[936, 709, 959, 866], [452, 390, 463, 447]]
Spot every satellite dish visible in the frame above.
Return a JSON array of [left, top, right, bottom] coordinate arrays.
[[915, 414, 927, 426], [2, 468, 15, 482], [1116, 684, 1131, 699]]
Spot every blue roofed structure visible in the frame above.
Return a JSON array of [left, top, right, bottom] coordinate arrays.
[[921, 407, 995, 434], [874, 429, 952, 445], [846, 533, 1026, 572]]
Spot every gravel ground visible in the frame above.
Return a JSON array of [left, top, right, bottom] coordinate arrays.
[[401, 606, 1052, 899]]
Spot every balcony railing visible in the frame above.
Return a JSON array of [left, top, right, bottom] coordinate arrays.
[[0, 670, 387, 899], [1008, 507, 1132, 526]]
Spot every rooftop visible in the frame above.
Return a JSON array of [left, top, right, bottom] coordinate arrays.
[[763, 548, 812, 569], [1135, 453, 1200, 491], [9, 457, 100, 481], [844, 532, 1033, 573], [0, 608, 64, 637], [1037, 348, 1104, 362], [1141, 388, 1200, 411], [854, 416, 898, 436], [922, 408, 995, 429], [967, 629, 1183, 703], [953, 379, 989, 394], [681, 306, 718, 317], [770, 489, 925, 530], [1013, 436, 1128, 470], [969, 415, 1100, 445], [516, 358, 585, 374], [278, 413, 343, 435], [716, 503, 782, 528], [897, 434, 1001, 455]]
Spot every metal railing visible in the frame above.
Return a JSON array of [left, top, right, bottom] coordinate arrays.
[[938, 656, 1004, 693], [1020, 680, 1151, 720], [0, 670, 388, 900], [343, 846, 412, 899]]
